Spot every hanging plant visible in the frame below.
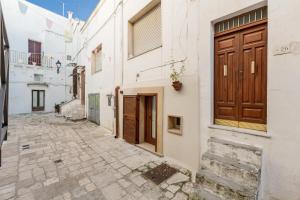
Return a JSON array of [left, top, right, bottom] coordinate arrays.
[[170, 64, 185, 91]]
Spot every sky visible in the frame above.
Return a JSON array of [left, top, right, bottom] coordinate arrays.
[[26, 0, 100, 21]]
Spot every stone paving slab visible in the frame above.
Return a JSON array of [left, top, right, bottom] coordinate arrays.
[[0, 113, 198, 200]]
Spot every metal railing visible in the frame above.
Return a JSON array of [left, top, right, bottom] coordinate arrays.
[[10, 50, 54, 67], [0, 1, 10, 167]]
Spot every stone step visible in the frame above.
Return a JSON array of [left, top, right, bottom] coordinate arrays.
[[201, 152, 260, 188], [195, 187, 223, 200], [208, 137, 262, 167], [197, 169, 257, 200]]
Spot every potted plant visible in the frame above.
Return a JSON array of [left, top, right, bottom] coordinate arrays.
[[170, 64, 185, 91]]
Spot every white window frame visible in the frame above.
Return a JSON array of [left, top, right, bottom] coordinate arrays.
[[92, 44, 103, 74], [128, 1, 162, 59]]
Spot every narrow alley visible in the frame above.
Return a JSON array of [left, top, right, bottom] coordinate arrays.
[[0, 114, 195, 200]]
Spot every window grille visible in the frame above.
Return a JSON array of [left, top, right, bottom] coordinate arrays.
[[215, 7, 267, 34], [132, 4, 161, 56]]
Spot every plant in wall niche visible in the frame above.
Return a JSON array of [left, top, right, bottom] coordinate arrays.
[[170, 64, 185, 91]]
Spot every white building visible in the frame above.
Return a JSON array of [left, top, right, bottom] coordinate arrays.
[[61, 0, 300, 199], [1, 0, 73, 114]]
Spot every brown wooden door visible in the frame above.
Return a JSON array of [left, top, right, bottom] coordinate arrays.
[[214, 33, 239, 121], [123, 96, 139, 144], [73, 67, 78, 98], [145, 96, 156, 145], [214, 23, 267, 125], [239, 25, 267, 124]]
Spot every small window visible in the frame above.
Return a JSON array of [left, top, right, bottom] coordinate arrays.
[[168, 115, 183, 135], [128, 3, 162, 58], [91, 44, 102, 74], [66, 55, 72, 61], [34, 74, 43, 82], [215, 7, 267, 34]]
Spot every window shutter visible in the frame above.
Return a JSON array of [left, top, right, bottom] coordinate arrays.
[[132, 4, 161, 56], [91, 53, 96, 74]]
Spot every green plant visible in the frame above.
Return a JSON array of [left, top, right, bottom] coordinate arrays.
[[170, 64, 185, 82]]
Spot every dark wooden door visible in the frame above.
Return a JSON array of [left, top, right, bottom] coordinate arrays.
[[145, 96, 156, 145], [239, 25, 267, 124], [73, 67, 78, 98], [32, 90, 45, 111], [28, 40, 42, 66], [214, 23, 267, 125], [214, 33, 239, 121], [123, 96, 139, 144]]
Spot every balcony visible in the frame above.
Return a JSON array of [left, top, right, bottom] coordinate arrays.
[[10, 50, 54, 67]]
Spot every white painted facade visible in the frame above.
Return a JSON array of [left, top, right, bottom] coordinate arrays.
[[1, 0, 73, 114], [71, 0, 300, 199], [198, 1, 300, 199]]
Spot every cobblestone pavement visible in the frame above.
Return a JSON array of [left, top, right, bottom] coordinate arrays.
[[0, 113, 196, 200]]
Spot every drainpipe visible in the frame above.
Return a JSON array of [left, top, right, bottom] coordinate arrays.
[[113, 0, 117, 136], [121, 0, 124, 87]]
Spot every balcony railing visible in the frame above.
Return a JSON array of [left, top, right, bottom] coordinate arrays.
[[0, 1, 9, 167], [10, 50, 54, 67]]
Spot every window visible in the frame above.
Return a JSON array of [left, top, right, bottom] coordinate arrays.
[[66, 55, 72, 61], [215, 7, 267, 34], [28, 40, 42, 66], [129, 3, 161, 57], [34, 74, 43, 82], [91, 44, 102, 74], [168, 115, 183, 135]]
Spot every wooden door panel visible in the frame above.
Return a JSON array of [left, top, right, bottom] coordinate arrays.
[[215, 34, 239, 120], [241, 48, 252, 103], [239, 24, 267, 124], [123, 96, 139, 144], [215, 23, 267, 126]]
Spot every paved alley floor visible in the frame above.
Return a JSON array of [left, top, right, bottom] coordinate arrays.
[[0, 113, 196, 200]]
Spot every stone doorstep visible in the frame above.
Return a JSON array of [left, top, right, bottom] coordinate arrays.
[[197, 169, 257, 198], [209, 137, 262, 155], [202, 152, 260, 174]]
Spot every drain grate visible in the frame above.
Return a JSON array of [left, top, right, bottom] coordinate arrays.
[[22, 144, 30, 150], [54, 159, 63, 164], [143, 163, 177, 185]]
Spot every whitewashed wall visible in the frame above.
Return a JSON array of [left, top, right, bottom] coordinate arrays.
[[1, 0, 73, 114], [71, 0, 300, 198], [71, 0, 123, 131], [72, 0, 200, 173], [197, 0, 300, 199], [121, 0, 200, 173]]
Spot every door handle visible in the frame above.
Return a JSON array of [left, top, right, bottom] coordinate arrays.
[[224, 65, 228, 77], [251, 61, 255, 74]]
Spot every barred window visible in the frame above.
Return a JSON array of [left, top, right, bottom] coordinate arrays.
[[129, 3, 162, 57], [215, 7, 267, 34]]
